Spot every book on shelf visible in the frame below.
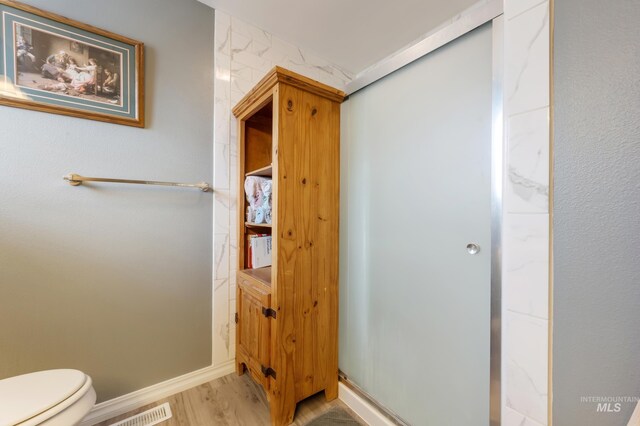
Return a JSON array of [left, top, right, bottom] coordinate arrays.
[[247, 234, 272, 269]]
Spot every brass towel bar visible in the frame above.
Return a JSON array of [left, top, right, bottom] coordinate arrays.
[[63, 173, 212, 192]]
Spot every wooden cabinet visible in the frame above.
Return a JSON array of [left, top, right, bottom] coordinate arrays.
[[232, 67, 345, 426]]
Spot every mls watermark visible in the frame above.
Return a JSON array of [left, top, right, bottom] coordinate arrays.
[[581, 396, 640, 413]]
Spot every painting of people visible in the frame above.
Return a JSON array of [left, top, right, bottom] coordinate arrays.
[[14, 23, 122, 106]]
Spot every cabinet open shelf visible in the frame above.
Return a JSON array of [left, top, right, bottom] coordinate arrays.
[[245, 164, 272, 177], [238, 266, 271, 287], [245, 222, 272, 229]]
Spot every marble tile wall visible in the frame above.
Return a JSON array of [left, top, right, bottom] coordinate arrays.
[[211, 10, 353, 366], [503, 0, 551, 425]]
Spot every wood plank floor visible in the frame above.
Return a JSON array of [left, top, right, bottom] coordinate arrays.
[[95, 373, 365, 425]]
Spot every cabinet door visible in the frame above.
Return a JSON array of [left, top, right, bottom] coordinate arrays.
[[237, 281, 271, 389]]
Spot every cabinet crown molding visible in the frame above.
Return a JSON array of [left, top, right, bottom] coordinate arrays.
[[232, 66, 346, 118]]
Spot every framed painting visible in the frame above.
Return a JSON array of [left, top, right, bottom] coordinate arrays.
[[0, 0, 144, 127]]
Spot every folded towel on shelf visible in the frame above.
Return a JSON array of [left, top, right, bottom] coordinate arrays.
[[244, 176, 272, 224]]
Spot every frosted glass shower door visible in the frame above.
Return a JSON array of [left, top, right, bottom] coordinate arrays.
[[339, 23, 493, 425]]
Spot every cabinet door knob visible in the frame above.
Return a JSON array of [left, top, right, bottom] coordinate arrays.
[[466, 243, 480, 255]]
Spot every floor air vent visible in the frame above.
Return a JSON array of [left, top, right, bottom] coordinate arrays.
[[110, 402, 173, 426]]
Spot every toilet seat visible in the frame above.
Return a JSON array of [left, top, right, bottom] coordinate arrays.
[[0, 369, 96, 426]]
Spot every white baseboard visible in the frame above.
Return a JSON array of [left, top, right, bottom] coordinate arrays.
[[81, 361, 236, 426], [338, 382, 396, 426]]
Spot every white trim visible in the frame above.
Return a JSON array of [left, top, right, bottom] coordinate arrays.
[[345, 0, 503, 94], [80, 361, 235, 426], [338, 383, 396, 426]]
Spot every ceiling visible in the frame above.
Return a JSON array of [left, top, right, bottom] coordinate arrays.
[[199, 0, 480, 75]]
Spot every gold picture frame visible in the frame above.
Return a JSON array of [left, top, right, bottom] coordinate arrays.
[[0, 0, 145, 127]]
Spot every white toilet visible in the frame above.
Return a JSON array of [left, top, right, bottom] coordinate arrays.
[[0, 369, 96, 426]]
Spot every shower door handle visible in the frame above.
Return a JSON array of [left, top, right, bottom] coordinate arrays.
[[466, 243, 480, 255]]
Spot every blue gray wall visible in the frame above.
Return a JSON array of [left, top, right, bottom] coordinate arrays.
[[0, 0, 214, 402], [553, 0, 640, 424]]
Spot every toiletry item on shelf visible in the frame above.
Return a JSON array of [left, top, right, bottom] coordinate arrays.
[[246, 233, 271, 268], [251, 235, 272, 268]]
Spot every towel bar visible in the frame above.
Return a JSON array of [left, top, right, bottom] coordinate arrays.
[[63, 173, 212, 192]]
